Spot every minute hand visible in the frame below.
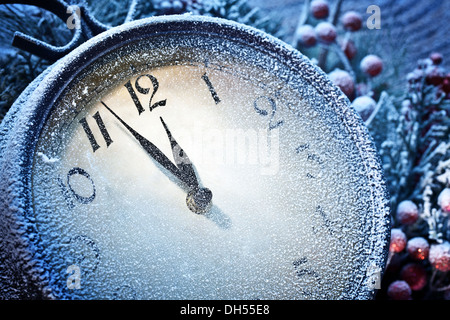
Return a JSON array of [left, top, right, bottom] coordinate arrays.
[[101, 101, 185, 185]]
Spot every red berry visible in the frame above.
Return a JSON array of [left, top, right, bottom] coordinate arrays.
[[438, 188, 450, 213], [406, 237, 429, 261], [429, 242, 450, 272], [296, 24, 317, 47], [387, 280, 412, 300], [443, 76, 450, 94], [310, 0, 329, 19], [341, 11, 363, 31], [340, 39, 357, 60], [390, 228, 407, 253], [315, 22, 337, 44], [351, 95, 376, 121], [430, 52, 443, 65], [396, 200, 419, 225], [385, 250, 403, 273], [425, 66, 445, 86], [328, 68, 354, 97], [400, 263, 427, 291], [360, 54, 383, 77]]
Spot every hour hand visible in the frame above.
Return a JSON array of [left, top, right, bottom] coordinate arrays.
[[159, 116, 198, 189], [159, 117, 212, 214], [101, 101, 184, 184]]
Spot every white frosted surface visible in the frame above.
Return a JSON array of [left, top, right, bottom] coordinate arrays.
[[0, 15, 390, 300]]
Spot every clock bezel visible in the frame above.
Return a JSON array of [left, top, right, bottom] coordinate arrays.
[[0, 15, 391, 300]]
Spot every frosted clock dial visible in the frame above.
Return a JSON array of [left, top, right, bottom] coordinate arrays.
[[0, 16, 390, 300]]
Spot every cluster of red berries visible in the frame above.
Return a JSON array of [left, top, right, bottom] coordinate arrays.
[[384, 189, 450, 300], [378, 52, 450, 300], [297, 0, 365, 47], [402, 52, 450, 159], [295, 0, 383, 118], [297, 2, 450, 301], [407, 52, 450, 99]]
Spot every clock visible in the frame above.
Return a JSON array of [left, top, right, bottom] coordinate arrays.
[[0, 14, 390, 300]]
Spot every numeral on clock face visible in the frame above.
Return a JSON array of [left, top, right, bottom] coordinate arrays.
[[58, 167, 96, 209], [79, 111, 113, 152], [124, 74, 167, 113], [201, 73, 221, 105]]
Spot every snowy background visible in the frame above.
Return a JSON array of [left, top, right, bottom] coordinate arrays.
[[1, 0, 450, 300]]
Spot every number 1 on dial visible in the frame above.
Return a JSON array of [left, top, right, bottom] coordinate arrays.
[[202, 73, 221, 105]]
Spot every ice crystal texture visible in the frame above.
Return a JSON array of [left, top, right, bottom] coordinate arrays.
[[0, 15, 389, 300]]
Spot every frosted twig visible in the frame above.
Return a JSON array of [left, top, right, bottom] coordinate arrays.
[[317, 0, 344, 70], [365, 91, 389, 127], [421, 185, 445, 243], [124, 0, 141, 23], [291, 0, 310, 47], [330, 42, 355, 80]]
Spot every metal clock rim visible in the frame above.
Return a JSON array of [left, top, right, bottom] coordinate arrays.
[[0, 14, 391, 300]]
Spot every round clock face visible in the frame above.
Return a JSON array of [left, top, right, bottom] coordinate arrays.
[[2, 16, 389, 300]]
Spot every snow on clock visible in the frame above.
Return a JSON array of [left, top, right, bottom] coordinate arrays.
[[0, 4, 390, 300]]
